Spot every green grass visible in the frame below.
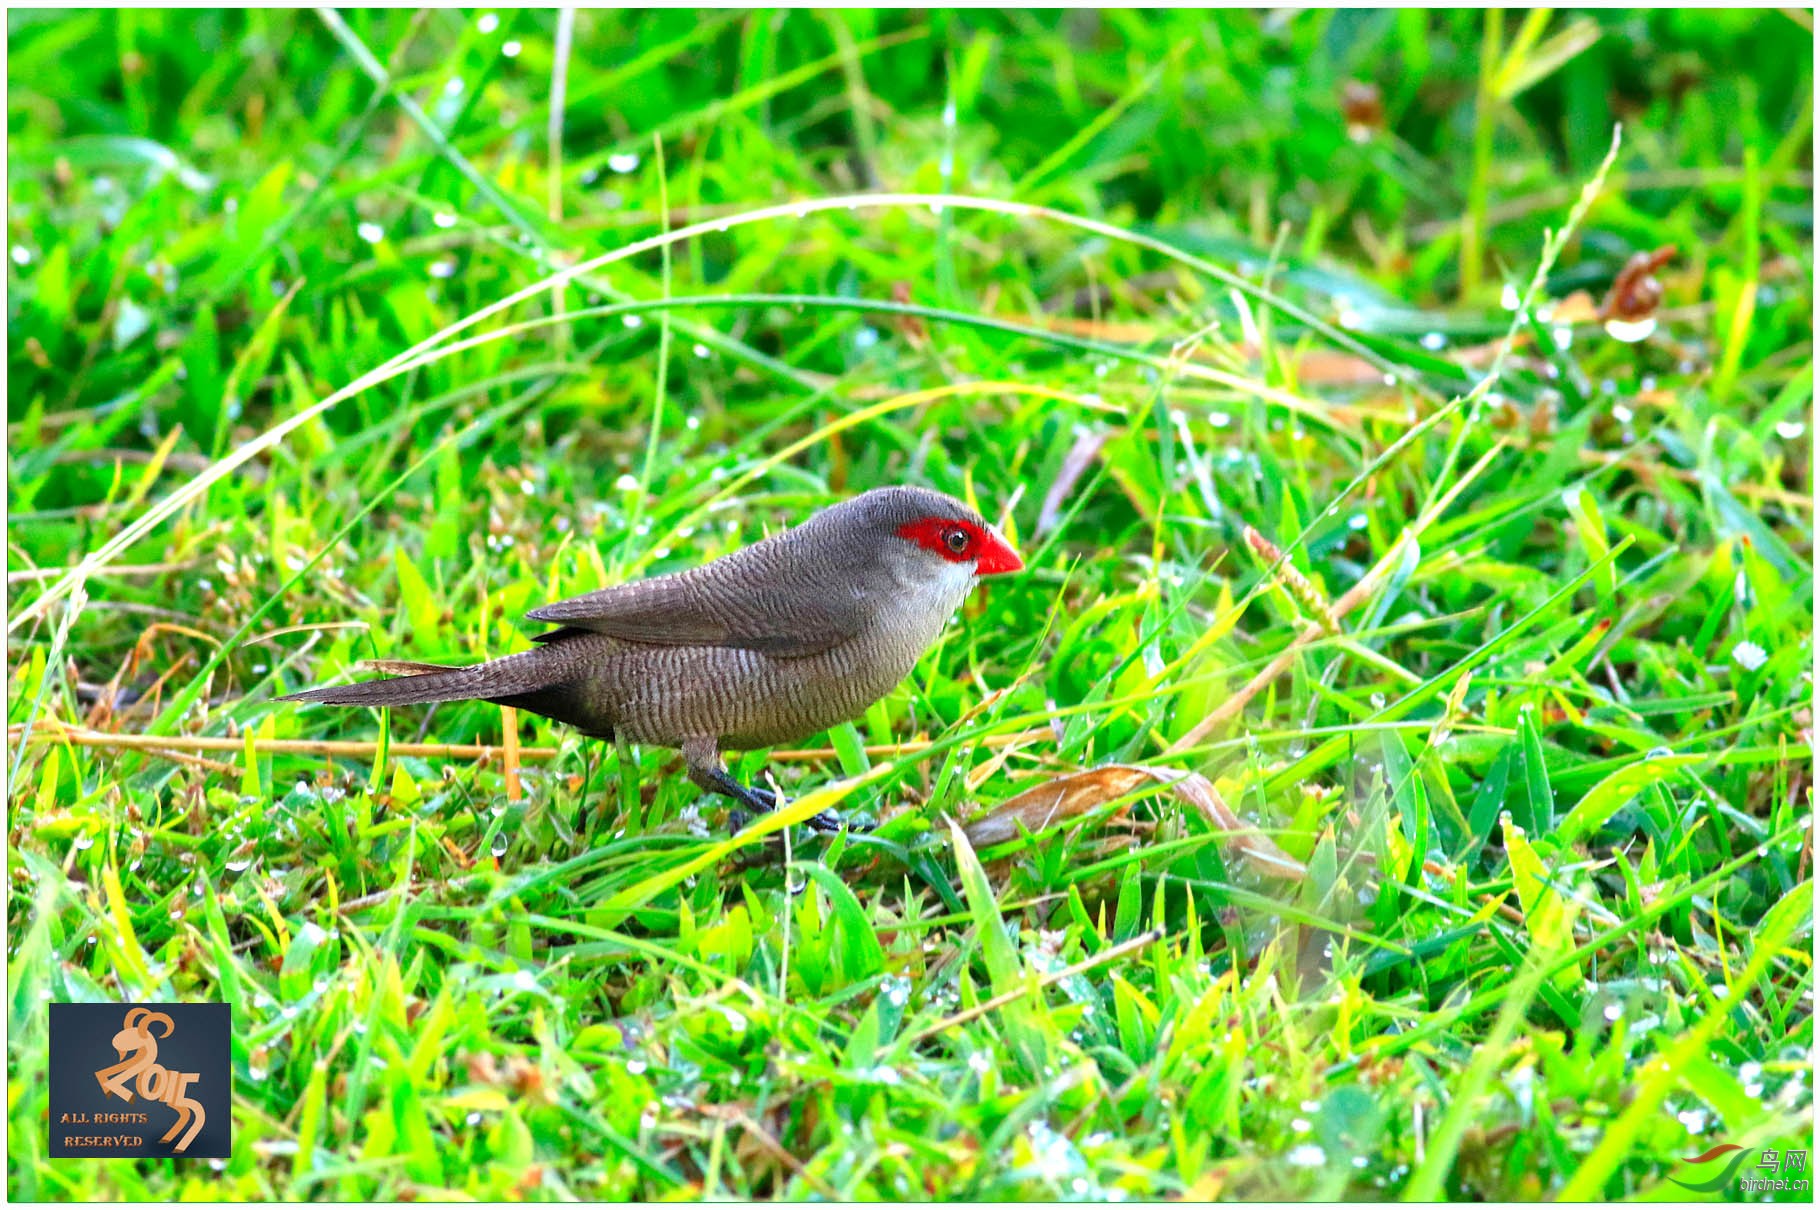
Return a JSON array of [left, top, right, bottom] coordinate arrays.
[[7, 8, 1814, 1201]]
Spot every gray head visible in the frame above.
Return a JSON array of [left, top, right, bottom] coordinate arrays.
[[803, 486, 1024, 580]]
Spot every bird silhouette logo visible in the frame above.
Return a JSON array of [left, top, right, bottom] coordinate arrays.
[[1668, 1143, 1750, 1193]]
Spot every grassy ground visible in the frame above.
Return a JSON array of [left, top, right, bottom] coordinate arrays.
[[6, 8, 1814, 1201]]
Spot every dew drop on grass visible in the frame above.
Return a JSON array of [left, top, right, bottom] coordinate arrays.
[[10, 245, 30, 266], [1291, 1117, 1312, 1133], [1500, 283, 1520, 310], [1552, 326, 1573, 349], [1603, 1003, 1623, 1022], [1287, 1143, 1326, 1167], [627, 1058, 647, 1075], [1210, 411, 1232, 428], [501, 39, 522, 58], [477, 12, 498, 33], [1605, 316, 1656, 343], [608, 152, 641, 174], [73, 833, 95, 851], [692, 342, 710, 359], [466, 1111, 483, 1126], [1420, 332, 1447, 350], [513, 969, 537, 992], [615, 473, 641, 491], [490, 833, 508, 858], [1776, 420, 1805, 440], [429, 260, 456, 279], [432, 212, 456, 229], [622, 313, 643, 328], [357, 221, 384, 244]]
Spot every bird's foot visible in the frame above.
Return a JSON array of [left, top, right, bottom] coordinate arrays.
[[721, 782, 863, 836], [726, 807, 857, 836]]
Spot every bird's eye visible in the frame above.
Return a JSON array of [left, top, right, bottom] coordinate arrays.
[[944, 528, 971, 555]]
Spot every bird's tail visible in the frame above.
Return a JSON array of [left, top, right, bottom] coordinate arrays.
[[279, 651, 555, 709]]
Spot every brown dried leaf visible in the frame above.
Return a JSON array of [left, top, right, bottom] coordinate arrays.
[[1340, 79, 1384, 139], [1599, 246, 1676, 323], [962, 763, 1305, 882]]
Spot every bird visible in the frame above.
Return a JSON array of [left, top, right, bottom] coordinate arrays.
[[280, 485, 1024, 830]]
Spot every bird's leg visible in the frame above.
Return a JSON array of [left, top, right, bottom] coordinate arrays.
[[682, 736, 776, 819], [681, 737, 848, 834]]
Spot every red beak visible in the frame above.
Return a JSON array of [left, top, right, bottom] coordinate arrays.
[[974, 527, 1025, 576]]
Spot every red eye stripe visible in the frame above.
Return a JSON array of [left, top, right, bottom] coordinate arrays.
[[896, 516, 984, 563], [895, 516, 1026, 575]]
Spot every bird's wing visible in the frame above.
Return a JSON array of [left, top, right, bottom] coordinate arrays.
[[524, 536, 871, 658]]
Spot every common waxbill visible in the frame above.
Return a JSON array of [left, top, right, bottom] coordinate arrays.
[[281, 485, 1024, 827]]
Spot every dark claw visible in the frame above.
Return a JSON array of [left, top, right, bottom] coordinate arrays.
[[734, 784, 778, 814], [727, 803, 843, 835], [806, 809, 875, 835], [701, 763, 872, 838]]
